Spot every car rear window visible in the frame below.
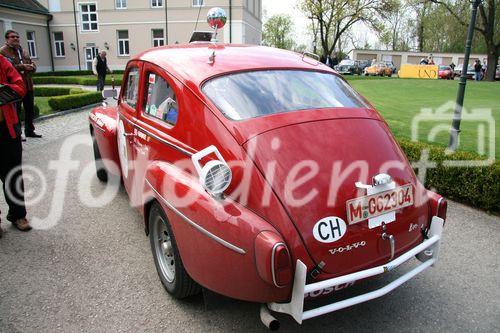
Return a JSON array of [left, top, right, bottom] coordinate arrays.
[[202, 70, 369, 120]]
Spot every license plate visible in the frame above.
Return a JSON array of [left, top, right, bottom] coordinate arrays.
[[346, 184, 413, 225]]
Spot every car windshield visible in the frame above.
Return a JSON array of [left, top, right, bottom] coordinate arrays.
[[339, 60, 355, 66], [202, 70, 369, 120], [439, 66, 450, 70]]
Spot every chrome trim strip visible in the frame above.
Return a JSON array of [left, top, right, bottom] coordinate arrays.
[[271, 242, 287, 288], [145, 179, 246, 255], [437, 197, 445, 217], [119, 113, 193, 157], [92, 123, 106, 132]]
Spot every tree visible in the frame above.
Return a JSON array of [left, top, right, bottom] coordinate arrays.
[[262, 14, 296, 50], [299, 0, 397, 57], [379, 0, 416, 50], [430, 0, 499, 81]]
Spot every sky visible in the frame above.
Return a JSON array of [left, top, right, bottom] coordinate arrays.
[[261, 0, 379, 54]]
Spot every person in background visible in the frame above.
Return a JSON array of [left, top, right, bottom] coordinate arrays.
[[481, 58, 487, 80], [0, 54, 31, 237], [473, 59, 482, 81], [0, 30, 41, 139], [92, 51, 112, 91], [331, 54, 339, 68]]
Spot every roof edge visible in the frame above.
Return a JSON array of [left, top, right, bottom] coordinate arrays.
[[0, 3, 51, 17]]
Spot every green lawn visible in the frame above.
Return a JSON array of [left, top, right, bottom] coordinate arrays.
[[347, 78, 500, 158]]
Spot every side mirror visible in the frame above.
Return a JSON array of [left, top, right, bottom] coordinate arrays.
[[102, 89, 117, 100]]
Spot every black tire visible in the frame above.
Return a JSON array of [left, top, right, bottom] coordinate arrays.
[[149, 202, 200, 298], [92, 132, 108, 182]]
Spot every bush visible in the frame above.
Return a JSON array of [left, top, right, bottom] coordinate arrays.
[[398, 138, 500, 212], [33, 76, 122, 86], [48, 92, 103, 111], [19, 104, 40, 121], [34, 70, 93, 77], [33, 70, 124, 77], [34, 87, 85, 96]]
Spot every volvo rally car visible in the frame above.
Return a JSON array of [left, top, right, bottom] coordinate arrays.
[[88, 8, 447, 329]]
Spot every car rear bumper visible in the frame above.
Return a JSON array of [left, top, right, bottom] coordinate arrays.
[[267, 216, 444, 323]]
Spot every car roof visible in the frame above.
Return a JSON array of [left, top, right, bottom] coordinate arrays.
[[134, 43, 332, 86]]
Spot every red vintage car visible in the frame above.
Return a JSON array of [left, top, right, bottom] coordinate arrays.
[[89, 8, 446, 329], [438, 65, 453, 80]]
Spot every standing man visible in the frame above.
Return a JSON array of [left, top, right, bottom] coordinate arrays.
[[473, 59, 482, 81], [0, 30, 41, 139], [92, 51, 112, 91], [0, 54, 31, 237]]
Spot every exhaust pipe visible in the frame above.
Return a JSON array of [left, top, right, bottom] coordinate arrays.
[[260, 304, 280, 331]]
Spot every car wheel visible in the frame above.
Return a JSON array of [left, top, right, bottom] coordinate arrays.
[[92, 132, 108, 182], [149, 202, 201, 298], [388, 72, 392, 77]]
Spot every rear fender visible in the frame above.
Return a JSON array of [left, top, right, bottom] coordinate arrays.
[[89, 106, 120, 177], [143, 160, 293, 303]]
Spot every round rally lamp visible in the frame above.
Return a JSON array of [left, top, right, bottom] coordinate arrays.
[[200, 159, 232, 195], [191, 145, 232, 197]]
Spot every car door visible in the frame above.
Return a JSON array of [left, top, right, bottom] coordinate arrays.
[[132, 63, 191, 200], [116, 61, 143, 200]]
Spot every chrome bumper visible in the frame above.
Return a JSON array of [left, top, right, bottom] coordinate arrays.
[[268, 216, 444, 323]]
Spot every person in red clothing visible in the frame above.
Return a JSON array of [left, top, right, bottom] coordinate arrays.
[[0, 54, 31, 237]]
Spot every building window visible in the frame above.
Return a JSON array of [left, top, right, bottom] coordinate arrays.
[[53, 32, 65, 57], [152, 29, 165, 47], [115, 0, 126, 9], [151, 0, 163, 8], [193, 0, 204, 6], [117, 30, 129, 56], [26, 31, 37, 58], [48, 0, 61, 12], [81, 3, 98, 31]]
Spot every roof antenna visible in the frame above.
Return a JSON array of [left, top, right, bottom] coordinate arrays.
[[206, 7, 227, 64]]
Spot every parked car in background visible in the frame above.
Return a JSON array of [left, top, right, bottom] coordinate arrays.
[[496, 65, 500, 80], [453, 64, 474, 79], [334, 59, 362, 75], [438, 65, 453, 80], [364, 62, 393, 76], [357, 60, 371, 72], [384, 61, 397, 74]]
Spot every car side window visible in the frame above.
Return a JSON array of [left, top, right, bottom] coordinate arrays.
[[123, 67, 140, 108], [143, 72, 178, 126]]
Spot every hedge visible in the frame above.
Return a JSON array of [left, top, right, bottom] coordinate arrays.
[[19, 104, 40, 121], [398, 138, 499, 212], [48, 92, 103, 111], [33, 76, 122, 86], [34, 87, 86, 96], [34, 70, 124, 77]]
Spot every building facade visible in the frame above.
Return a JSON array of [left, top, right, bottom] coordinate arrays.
[[0, 0, 262, 72], [352, 49, 489, 70]]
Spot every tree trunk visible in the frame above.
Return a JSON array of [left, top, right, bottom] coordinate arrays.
[[485, 49, 498, 81]]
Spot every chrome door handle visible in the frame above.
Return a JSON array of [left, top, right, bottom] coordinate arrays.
[[382, 232, 395, 261], [123, 132, 135, 137]]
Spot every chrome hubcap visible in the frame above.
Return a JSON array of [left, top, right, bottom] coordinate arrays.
[[154, 216, 175, 282]]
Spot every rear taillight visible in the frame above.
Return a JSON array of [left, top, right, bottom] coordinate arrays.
[[436, 197, 447, 221], [272, 243, 292, 287], [254, 231, 292, 288]]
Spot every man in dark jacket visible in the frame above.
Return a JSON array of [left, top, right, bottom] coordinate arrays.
[[473, 59, 482, 81], [92, 51, 112, 91], [0, 54, 31, 237], [0, 30, 41, 138]]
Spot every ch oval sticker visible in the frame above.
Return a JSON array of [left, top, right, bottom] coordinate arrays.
[[313, 217, 347, 243]]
